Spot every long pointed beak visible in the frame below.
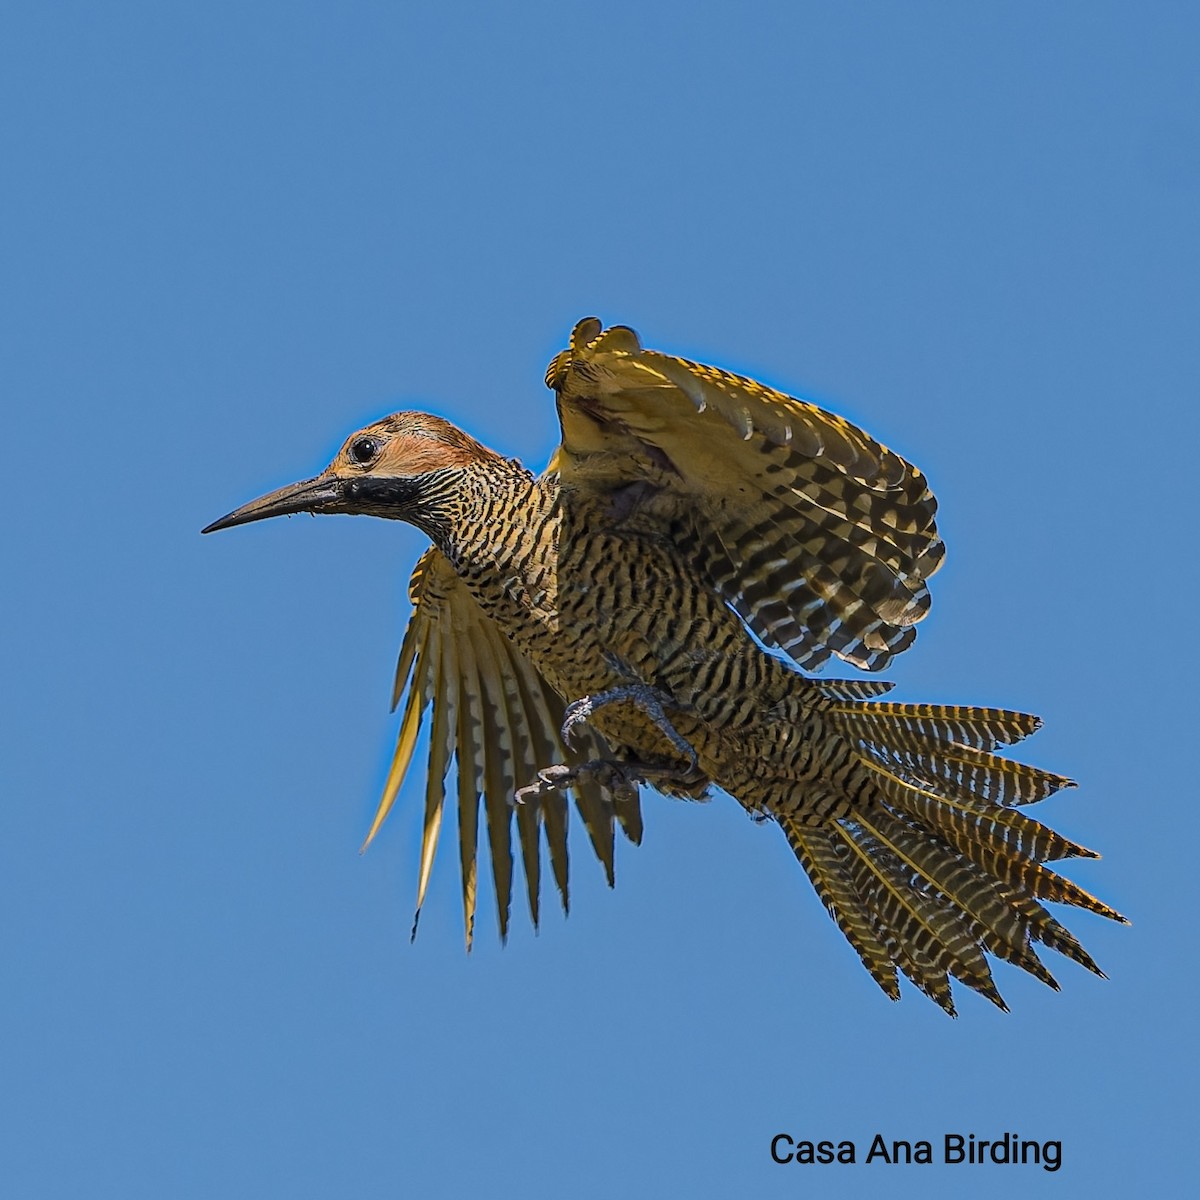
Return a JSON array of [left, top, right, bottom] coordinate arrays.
[[201, 474, 344, 534]]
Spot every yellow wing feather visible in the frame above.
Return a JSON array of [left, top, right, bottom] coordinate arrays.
[[547, 318, 944, 670], [370, 547, 638, 945]]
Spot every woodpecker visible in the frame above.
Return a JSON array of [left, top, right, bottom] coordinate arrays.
[[204, 318, 1124, 1013]]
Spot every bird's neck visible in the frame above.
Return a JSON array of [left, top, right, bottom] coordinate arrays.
[[420, 457, 548, 578]]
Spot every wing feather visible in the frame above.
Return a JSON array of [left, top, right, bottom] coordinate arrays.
[[367, 547, 642, 944], [469, 621, 516, 942], [412, 624, 456, 935], [547, 319, 943, 671]]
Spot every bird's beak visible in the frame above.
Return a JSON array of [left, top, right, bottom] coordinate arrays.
[[201, 474, 344, 534]]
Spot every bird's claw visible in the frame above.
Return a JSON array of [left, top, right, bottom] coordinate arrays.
[[514, 760, 640, 807], [559, 696, 596, 749], [557, 682, 698, 769], [514, 756, 708, 808]]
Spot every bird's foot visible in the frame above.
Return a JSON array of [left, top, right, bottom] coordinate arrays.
[[560, 683, 698, 769], [515, 760, 637, 807], [514, 758, 692, 807]]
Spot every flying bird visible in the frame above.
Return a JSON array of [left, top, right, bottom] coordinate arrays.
[[204, 317, 1124, 1014]]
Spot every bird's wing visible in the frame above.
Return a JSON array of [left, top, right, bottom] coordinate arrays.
[[363, 547, 641, 947], [547, 318, 944, 671]]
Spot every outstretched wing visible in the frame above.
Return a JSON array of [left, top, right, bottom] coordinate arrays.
[[363, 547, 642, 947], [547, 318, 944, 671]]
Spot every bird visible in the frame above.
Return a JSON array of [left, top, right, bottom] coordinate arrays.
[[203, 317, 1125, 1014]]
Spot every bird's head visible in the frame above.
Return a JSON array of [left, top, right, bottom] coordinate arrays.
[[202, 411, 503, 536]]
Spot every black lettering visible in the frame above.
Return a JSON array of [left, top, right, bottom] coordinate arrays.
[[772, 1129, 1057, 1170], [866, 1133, 891, 1164]]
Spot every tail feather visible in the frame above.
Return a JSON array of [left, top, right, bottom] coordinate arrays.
[[861, 809, 1070, 992], [855, 808, 1026, 954], [832, 828, 960, 1015], [885, 791, 1120, 920], [836, 822, 1006, 1011], [866, 763, 1097, 863], [890, 941, 958, 1015], [827, 701, 1042, 751], [998, 944, 1061, 991], [814, 678, 897, 701], [777, 695, 1124, 1012], [995, 886, 1108, 978], [857, 738, 1072, 807], [782, 817, 900, 1000]]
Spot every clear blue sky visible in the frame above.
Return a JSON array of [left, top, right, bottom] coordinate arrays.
[[2, 3, 1195, 1196]]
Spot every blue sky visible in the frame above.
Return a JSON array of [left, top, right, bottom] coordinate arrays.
[[2, 3, 1195, 1196]]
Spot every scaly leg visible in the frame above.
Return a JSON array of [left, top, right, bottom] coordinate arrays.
[[514, 758, 696, 807], [559, 682, 698, 769]]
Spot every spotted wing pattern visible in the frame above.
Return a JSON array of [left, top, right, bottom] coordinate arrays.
[[364, 547, 641, 947], [547, 319, 944, 670]]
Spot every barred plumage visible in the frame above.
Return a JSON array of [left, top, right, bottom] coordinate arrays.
[[204, 317, 1125, 1012], [547, 319, 944, 671]]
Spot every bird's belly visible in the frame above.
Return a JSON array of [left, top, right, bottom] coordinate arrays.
[[529, 531, 795, 777]]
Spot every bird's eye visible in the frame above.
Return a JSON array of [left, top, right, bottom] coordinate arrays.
[[349, 436, 381, 464]]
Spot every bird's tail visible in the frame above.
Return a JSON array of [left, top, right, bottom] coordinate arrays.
[[781, 693, 1126, 1014]]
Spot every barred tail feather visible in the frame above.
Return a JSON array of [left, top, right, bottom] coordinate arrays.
[[857, 738, 1073, 807], [840, 821, 1007, 1010], [813, 678, 896, 701], [828, 701, 1042, 751], [866, 764, 1094, 860], [832, 826, 961, 1015], [779, 695, 1125, 1012], [858, 808, 1066, 991], [782, 817, 900, 1001], [994, 885, 1107, 978]]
